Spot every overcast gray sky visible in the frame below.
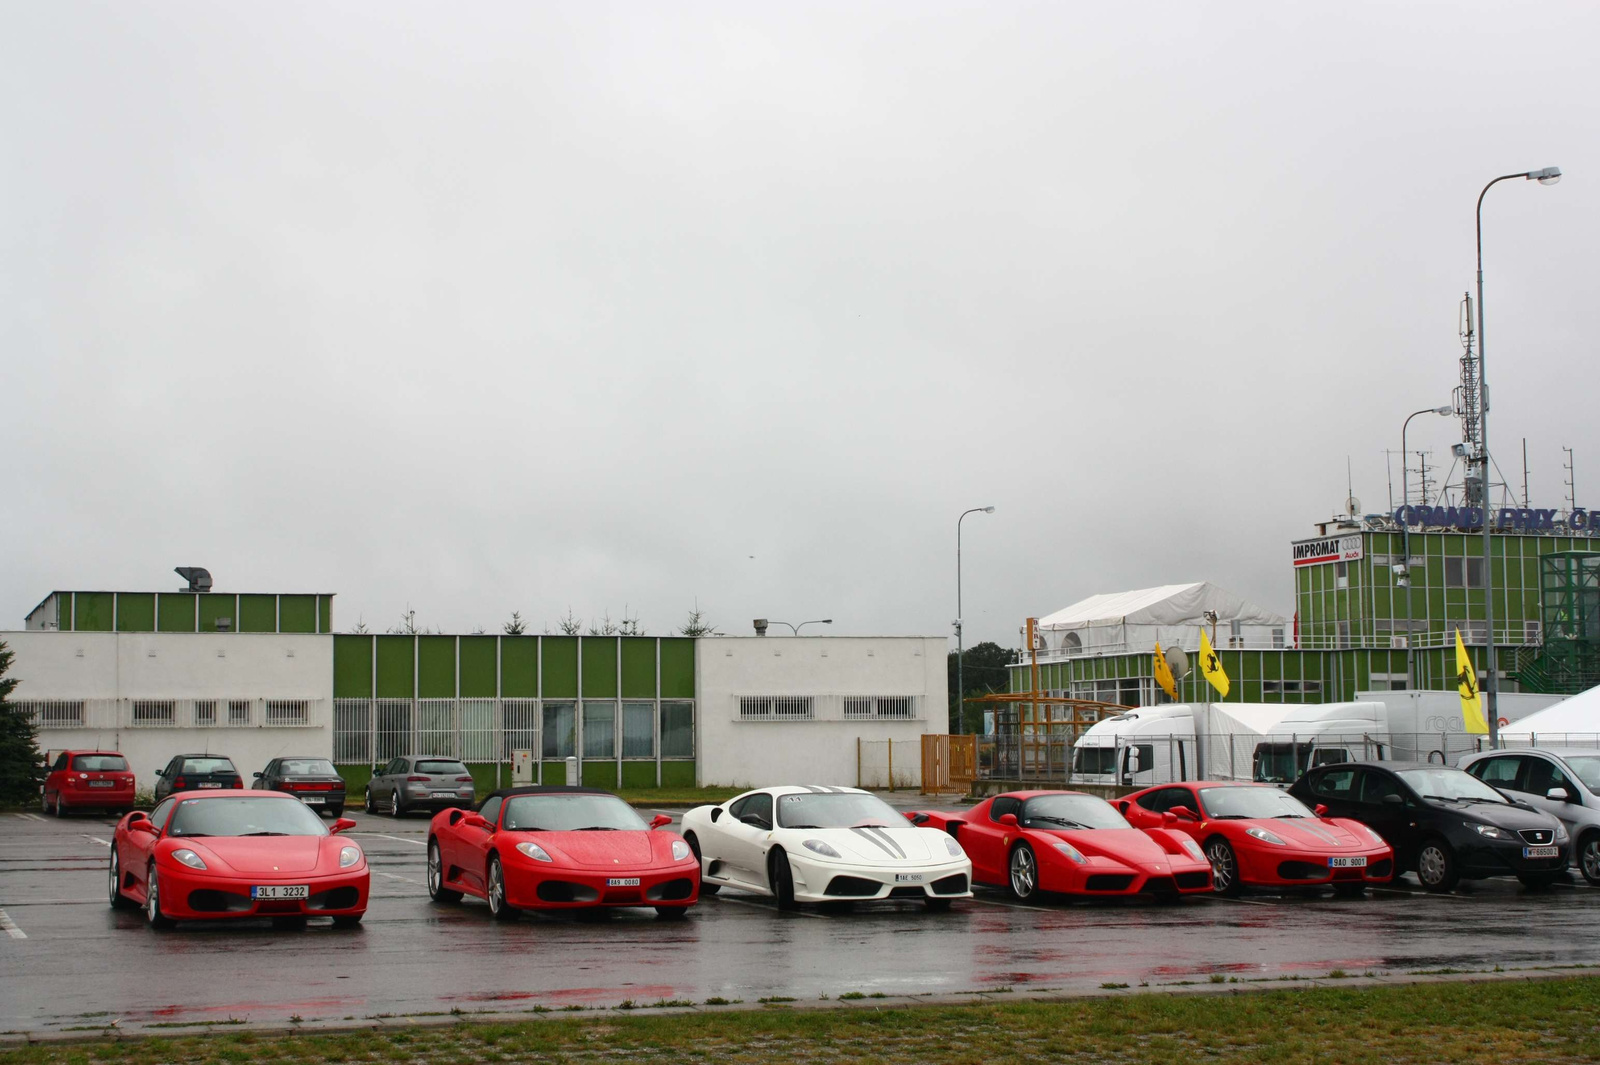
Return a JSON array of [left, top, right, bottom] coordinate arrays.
[[3, 1, 1597, 646]]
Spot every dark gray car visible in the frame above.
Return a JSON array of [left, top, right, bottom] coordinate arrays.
[[152, 754, 242, 802], [1461, 747, 1600, 886], [364, 756, 476, 817]]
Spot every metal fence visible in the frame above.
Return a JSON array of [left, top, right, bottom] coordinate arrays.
[[335, 697, 544, 766], [17, 698, 324, 731]]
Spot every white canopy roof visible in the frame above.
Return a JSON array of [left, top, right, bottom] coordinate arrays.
[[1500, 684, 1600, 739], [1037, 582, 1285, 631]]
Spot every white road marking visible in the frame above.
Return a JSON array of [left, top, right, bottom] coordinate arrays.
[[966, 897, 1063, 912], [14, 814, 46, 823], [81, 835, 111, 848], [375, 871, 423, 885], [0, 909, 26, 938], [711, 895, 828, 919], [1197, 895, 1279, 907], [347, 833, 426, 847]]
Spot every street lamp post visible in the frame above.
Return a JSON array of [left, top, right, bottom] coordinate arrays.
[[955, 506, 996, 733], [769, 619, 833, 635], [1398, 405, 1454, 687], [1475, 166, 1560, 749]]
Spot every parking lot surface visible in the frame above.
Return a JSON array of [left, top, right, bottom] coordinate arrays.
[[3, 806, 1599, 1035]]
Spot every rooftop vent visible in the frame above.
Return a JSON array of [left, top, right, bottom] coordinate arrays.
[[175, 567, 213, 594]]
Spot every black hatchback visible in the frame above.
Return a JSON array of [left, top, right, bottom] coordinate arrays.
[[1289, 761, 1569, 892], [153, 754, 244, 802]]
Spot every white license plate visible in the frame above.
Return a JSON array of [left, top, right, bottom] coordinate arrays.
[[894, 873, 924, 883], [251, 885, 309, 900], [606, 877, 641, 887], [88, 781, 115, 788], [1328, 856, 1367, 868], [431, 791, 457, 799], [1524, 846, 1560, 859], [197, 782, 223, 789], [300, 795, 324, 804]]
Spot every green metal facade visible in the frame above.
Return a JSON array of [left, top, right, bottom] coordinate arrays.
[[40, 591, 333, 634]]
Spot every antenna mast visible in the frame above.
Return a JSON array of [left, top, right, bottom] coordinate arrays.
[[1564, 446, 1577, 514], [1453, 292, 1485, 507]]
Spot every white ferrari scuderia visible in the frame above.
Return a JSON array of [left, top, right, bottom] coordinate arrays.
[[679, 785, 973, 910]]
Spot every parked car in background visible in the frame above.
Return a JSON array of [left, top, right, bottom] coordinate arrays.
[[42, 750, 136, 816], [1289, 761, 1569, 892], [152, 754, 243, 803], [109, 790, 367, 929], [911, 790, 1211, 903], [253, 757, 348, 818], [364, 756, 476, 817], [680, 786, 972, 911], [427, 786, 699, 919], [1460, 747, 1600, 886], [1120, 781, 1394, 897]]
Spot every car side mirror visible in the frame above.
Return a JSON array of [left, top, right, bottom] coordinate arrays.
[[1314, 804, 1330, 818], [330, 817, 357, 835], [650, 814, 672, 829], [461, 813, 491, 830], [1161, 811, 1178, 825], [998, 813, 1019, 828], [1169, 805, 1198, 823], [1382, 793, 1405, 807], [906, 812, 930, 825], [127, 810, 149, 824], [1547, 787, 1570, 802], [131, 818, 158, 834]]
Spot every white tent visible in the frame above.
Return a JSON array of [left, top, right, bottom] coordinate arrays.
[[1035, 582, 1286, 657], [1500, 684, 1600, 742]]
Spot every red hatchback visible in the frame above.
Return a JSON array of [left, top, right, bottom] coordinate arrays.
[[109, 790, 369, 928], [43, 750, 136, 816]]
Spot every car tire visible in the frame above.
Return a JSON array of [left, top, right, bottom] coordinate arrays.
[[1332, 883, 1368, 898], [108, 848, 133, 910], [654, 906, 689, 920], [1416, 838, 1459, 892], [1205, 837, 1243, 897], [1007, 842, 1039, 901], [1577, 831, 1600, 887], [486, 856, 517, 921], [683, 833, 719, 895], [364, 788, 376, 814], [427, 839, 462, 904], [41, 791, 52, 816], [767, 849, 798, 911], [332, 914, 363, 928], [327, 806, 344, 819], [389, 793, 403, 818], [52, 794, 67, 818], [145, 865, 174, 930]]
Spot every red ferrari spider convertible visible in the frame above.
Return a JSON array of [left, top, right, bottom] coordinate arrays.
[[1119, 781, 1394, 896], [909, 790, 1212, 902], [109, 790, 368, 928], [427, 786, 700, 919]]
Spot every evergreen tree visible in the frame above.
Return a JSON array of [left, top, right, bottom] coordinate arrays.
[[0, 641, 45, 805]]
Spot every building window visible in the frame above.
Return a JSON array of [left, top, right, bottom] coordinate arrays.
[[739, 696, 814, 720], [333, 699, 372, 764], [1337, 621, 1351, 649], [542, 702, 576, 759], [1303, 681, 1323, 694], [18, 701, 84, 728], [843, 696, 917, 720], [132, 700, 175, 726], [1272, 627, 1286, 649], [661, 701, 694, 757], [265, 700, 309, 726], [1335, 561, 1349, 589], [374, 699, 411, 761], [195, 700, 217, 726], [1525, 620, 1543, 644], [1368, 672, 1409, 692], [228, 700, 252, 726], [1444, 556, 1484, 588], [1462, 621, 1489, 646], [582, 702, 616, 758], [621, 702, 655, 758]]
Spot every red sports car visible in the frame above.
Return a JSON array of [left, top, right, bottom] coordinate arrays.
[[44, 750, 136, 816], [1119, 781, 1395, 896], [109, 790, 368, 928], [427, 786, 700, 919], [909, 790, 1212, 902]]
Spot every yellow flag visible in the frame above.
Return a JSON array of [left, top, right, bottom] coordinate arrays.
[[1153, 642, 1178, 700], [1456, 628, 1488, 735], [1198, 628, 1230, 698]]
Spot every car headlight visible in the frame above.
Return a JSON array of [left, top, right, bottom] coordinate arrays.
[[1052, 841, 1087, 864], [943, 836, 965, 858], [1246, 827, 1286, 846], [171, 849, 207, 870], [1178, 836, 1206, 862], [516, 841, 553, 862], [672, 840, 692, 862], [1554, 823, 1569, 843], [339, 845, 362, 868], [803, 839, 842, 859], [1465, 822, 1515, 840], [1362, 824, 1387, 846]]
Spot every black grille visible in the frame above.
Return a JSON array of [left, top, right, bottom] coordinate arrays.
[[536, 880, 600, 903], [1140, 877, 1176, 894], [887, 886, 925, 899], [308, 887, 361, 911], [1085, 875, 1134, 892], [646, 878, 695, 901], [931, 874, 969, 895], [824, 876, 883, 897], [187, 889, 251, 913], [1174, 871, 1210, 890], [1519, 829, 1554, 846], [1277, 861, 1329, 881], [1369, 858, 1393, 878]]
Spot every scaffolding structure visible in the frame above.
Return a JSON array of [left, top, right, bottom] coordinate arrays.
[[1518, 552, 1600, 695]]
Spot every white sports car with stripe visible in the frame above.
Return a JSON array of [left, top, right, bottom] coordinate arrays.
[[678, 785, 973, 910]]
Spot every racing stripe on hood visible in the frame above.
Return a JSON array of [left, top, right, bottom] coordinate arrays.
[[1290, 820, 1340, 845], [851, 827, 901, 858], [866, 826, 906, 858]]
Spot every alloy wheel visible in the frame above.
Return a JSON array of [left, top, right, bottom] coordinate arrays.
[[1206, 840, 1237, 894], [364, 789, 374, 814], [1009, 845, 1037, 899], [427, 843, 442, 894], [108, 849, 120, 906], [389, 794, 401, 818], [1581, 836, 1600, 885]]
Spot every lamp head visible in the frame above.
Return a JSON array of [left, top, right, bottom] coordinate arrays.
[[1434, 405, 1454, 416], [1530, 166, 1562, 185], [983, 506, 995, 513]]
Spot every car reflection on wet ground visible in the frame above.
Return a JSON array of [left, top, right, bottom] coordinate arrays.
[[1, 807, 1597, 1035]]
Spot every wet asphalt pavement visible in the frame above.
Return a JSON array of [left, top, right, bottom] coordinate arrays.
[[2, 806, 1599, 1035]]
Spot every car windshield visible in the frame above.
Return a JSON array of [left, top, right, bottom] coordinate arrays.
[[502, 794, 647, 832], [180, 758, 236, 775], [1199, 786, 1316, 820], [776, 792, 901, 829], [415, 760, 468, 775], [167, 796, 329, 837], [1019, 794, 1129, 829], [1565, 757, 1600, 792], [72, 755, 127, 771], [280, 759, 337, 776], [1397, 768, 1508, 804]]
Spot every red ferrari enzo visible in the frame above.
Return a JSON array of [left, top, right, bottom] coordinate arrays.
[[109, 790, 368, 928], [427, 786, 700, 919], [1119, 781, 1394, 896], [909, 790, 1211, 902]]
